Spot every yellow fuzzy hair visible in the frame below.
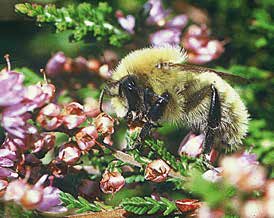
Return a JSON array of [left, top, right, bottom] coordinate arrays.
[[110, 45, 249, 150]]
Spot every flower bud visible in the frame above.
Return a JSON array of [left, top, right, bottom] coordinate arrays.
[[145, 159, 170, 183], [36, 103, 63, 130], [178, 132, 204, 157], [62, 102, 86, 129], [46, 52, 66, 77], [94, 112, 115, 135], [20, 187, 43, 209], [100, 171, 125, 194], [58, 143, 81, 165], [175, 199, 201, 213], [75, 126, 98, 151], [0, 179, 8, 197]]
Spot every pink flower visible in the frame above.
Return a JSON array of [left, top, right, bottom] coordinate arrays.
[[4, 180, 29, 202], [149, 28, 181, 46], [146, 0, 170, 26], [100, 171, 125, 194], [0, 71, 24, 107], [46, 52, 67, 77], [241, 200, 265, 218], [58, 143, 81, 165], [221, 152, 266, 191], [202, 167, 223, 183], [0, 167, 18, 179], [0, 179, 8, 197], [32, 133, 55, 158], [20, 186, 43, 209], [175, 199, 201, 213], [37, 103, 63, 130], [118, 15, 135, 34], [178, 132, 205, 157], [75, 126, 98, 151], [145, 159, 170, 183], [62, 102, 86, 129], [94, 112, 115, 136], [182, 24, 224, 64], [166, 14, 188, 30]]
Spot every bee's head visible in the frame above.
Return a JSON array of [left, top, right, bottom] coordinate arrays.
[[99, 75, 142, 117]]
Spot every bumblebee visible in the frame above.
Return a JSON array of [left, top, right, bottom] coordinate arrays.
[[100, 45, 249, 153]]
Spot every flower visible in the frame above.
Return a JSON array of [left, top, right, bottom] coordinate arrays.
[[48, 159, 68, 178], [241, 200, 265, 218], [94, 112, 115, 136], [166, 14, 188, 30], [0, 179, 8, 197], [221, 152, 266, 191], [32, 133, 55, 158], [178, 132, 205, 157], [202, 167, 223, 183], [75, 126, 98, 151], [144, 159, 170, 182], [118, 15, 135, 34], [58, 143, 81, 165], [182, 24, 224, 64], [61, 102, 86, 129], [4, 179, 29, 202], [146, 0, 170, 26], [87, 59, 101, 73], [0, 167, 18, 179], [175, 199, 201, 213], [149, 28, 181, 46], [20, 187, 43, 209], [100, 171, 125, 194], [37, 103, 63, 130], [0, 71, 24, 107], [46, 52, 66, 77]]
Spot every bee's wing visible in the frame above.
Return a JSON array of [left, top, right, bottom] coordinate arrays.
[[172, 63, 250, 84]]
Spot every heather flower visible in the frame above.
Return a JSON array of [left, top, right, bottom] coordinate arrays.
[[75, 126, 98, 151], [0, 157, 14, 168], [4, 179, 29, 202], [2, 134, 26, 151], [58, 143, 81, 165], [62, 102, 86, 129], [202, 167, 223, 183], [221, 152, 266, 191], [98, 64, 112, 79], [0, 179, 8, 197], [0, 71, 25, 107], [197, 203, 224, 218], [46, 52, 66, 77], [178, 132, 204, 157], [144, 159, 170, 183], [94, 112, 115, 136], [166, 14, 188, 30], [182, 24, 224, 64], [149, 28, 181, 46], [20, 186, 43, 209], [87, 58, 101, 73], [175, 199, 201, 213], [66, 56, 88, 73], [118, 15, 135, 34], [32, 133, 55, 158], [146, 0, 170, 26], [100, 171, 125, 194], [0, 167, 18, 179], [241, 200, 265, 218], [0, 149, 17, 161], [36, 103, 63, 130]]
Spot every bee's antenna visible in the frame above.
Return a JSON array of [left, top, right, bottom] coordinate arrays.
[[99, 86, 106, 112], [4, 54, 11, 72]]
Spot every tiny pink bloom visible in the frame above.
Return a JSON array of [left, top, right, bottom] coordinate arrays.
[[145, 159, 170, 183], [75, 126, 98, 151], [4, 179, 29, 202], [94, 112, 115, 136], [0, 167, 18, 179], [149, 28, 181, 46], [202, 167, 223, 183], [0, 157, 14, 168], [241, 200, 265, 218], [62, 102, 86, 129], [20, 187, 43, 209], [175, 199, 201, 213], [46, 52, 66, 77], [2, 134, 26, 151], [100, 171, 125, 194], [58, 143, 81, 165], [32, 133, 55, 158], [166, 14, 188, 30], [178, 132, 205, 157], [69, 56, 88, 73], [0, 71, 25, 107], [146, 0, 170, 26], [0, 179, 8, 197], [37, 103, 63, 130], [0, 149, 17, 161], [118, 15, 135, 34]]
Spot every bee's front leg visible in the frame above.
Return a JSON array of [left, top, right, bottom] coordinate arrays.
[[204, 85, 221, 153]]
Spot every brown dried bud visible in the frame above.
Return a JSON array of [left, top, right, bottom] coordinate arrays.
[[100, 171, 125, 194], [175, 199, 201, 213], [145, 159, 170, 183], [58, 143, 81, 165]]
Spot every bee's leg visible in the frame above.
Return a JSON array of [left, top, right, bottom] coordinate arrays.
[[135, 92, 171, 147], [143, 87, 155, 111], [204, 85, 221, 153]]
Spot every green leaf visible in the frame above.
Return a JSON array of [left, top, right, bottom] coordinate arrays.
[[15, 67, 43, 85]]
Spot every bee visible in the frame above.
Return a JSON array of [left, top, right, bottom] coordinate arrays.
[[100, 45, 249, 153]]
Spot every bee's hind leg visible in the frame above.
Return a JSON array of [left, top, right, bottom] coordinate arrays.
[[204, 85, 221, 153]]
